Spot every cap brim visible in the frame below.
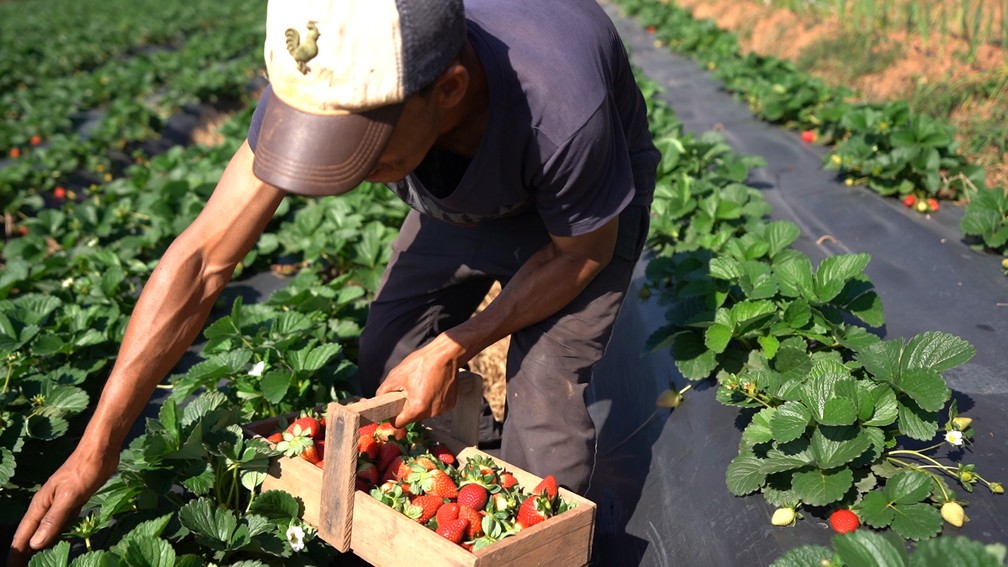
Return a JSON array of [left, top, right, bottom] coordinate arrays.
[[252, 90, 402, 196]]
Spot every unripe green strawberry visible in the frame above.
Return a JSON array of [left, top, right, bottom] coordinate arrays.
[[915, 199, 930, 213], [952, 416, 973, 430], [941, 501, 967, 527], [771, 507, 797, 526]]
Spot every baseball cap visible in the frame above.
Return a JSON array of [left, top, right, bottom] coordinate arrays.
[[252, 0, 467, 196]]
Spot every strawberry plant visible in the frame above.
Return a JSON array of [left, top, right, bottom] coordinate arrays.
[[771, 529, 1006, 567]]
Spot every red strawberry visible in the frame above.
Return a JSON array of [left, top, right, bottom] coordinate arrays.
[[436, 502, 460, 527], [377, 442, 404, 475], [375, 422, 406, 442], [358, 422, 379, 438], [927, 198, 940, 212], [410, 494, 445, 523], [829, 509, 859, 534], [30, 135, 41, 146], [431, 443, 456, 466], [435, 518, 470, 544], [533, 475, 558, 500], [287, 416, 321, 438], [457, 505, 485, 539], [53, 187, 66, 199], [266, 432, 283, 444], [381, 455, 411, 483], [356, 461, 379, 486], [300, 441, 323, 465], [800, 130, 816, 143], [516, 494, 552, 529], [457, 483, 489, 511], [902, 194, 916, 207], [9, 147, 20, 159], [358, 435, 380, 460], [355, 478, 373, 492], [426, 470, 459, 499], [646, 25, 656, 34], [500, 472, 519, 490]]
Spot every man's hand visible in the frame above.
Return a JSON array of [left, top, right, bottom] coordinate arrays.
[[8, 451, 118, 567], [376, 334, 464, 427]]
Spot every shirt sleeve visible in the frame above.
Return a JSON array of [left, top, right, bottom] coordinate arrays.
[[246, 85, 272, 153], [533, 97, 636, 237]]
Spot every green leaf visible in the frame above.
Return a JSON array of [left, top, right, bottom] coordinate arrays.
[[705, 322, 734, 354], [39, 386, 89, 416], [742, 408, 776, 446], [902, 331, 976, 372], [815, 253, 870, 303], [120, 538, 175, 567], [0, 447, 15, 486], [259, 371, 292, 404], [672, 332, 719, 380], [897, 398, 938, 442], [897, 368, 949, 412], [856, 339, 903, 384], [858, 490, 896, 528], [726, 453, 766, 496], [28, 541, 71, 567], [248, 490, 302, 524], [811, 425, 872, 470], [833, 530, 909, 567], [69, 551, 117, 567], [890, 502, 942, 541], [775, 256, 816, 299], [864, 384, 899, 427], [912, 535, 1007, 567], [757, 334, 780, 360], [762, 442, 816, 474], [709, 257, 745, 280], [791, 467, 854, 506], [178, 498, 237, 547], [770, 545, 834, 567], [769, 401, 811, 444], [883, 470, 932, 505]]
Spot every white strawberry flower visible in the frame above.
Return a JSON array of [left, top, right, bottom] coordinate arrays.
[[249, 360, 266, 377], [945, 430, 964, 447], [286, 525, 305, 552]]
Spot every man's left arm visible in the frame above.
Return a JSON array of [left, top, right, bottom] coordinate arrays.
[[376, 216, 619, 426]]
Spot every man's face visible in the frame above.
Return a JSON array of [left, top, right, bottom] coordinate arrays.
[[366, 93, 440, 184]]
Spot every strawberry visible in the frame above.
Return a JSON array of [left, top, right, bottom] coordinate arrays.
[[902, 194, 916, 207], [828, 509, 859, 534], [375, 422, 406, 442], [358, 422, 379, 438], [300, 441, 323, 465], [356, 461, 379, 486], [915, 199, 930, 213], [409, 494, 445, 523], [800, 130, 816, 143], [30, 135, 41, 146], [532, 475, 558, 501], [431, 443, 456, 466], [516, 494, 552, 529], [377, 442, 404, 476], [436, 502, 461, 527], [9, 147, 20, 159], [413, 455, 439, 472], [940, 501, 967, 527], [358, 435, 380, 460], [53, 187, 66, 200], [499, 472, 519, 490], [287, 416, 321, 438], [457, 504, 485, 539], [355, 478, 373, 492], [425, 470, 459, 499], [435, 518, 470, 544], [927, 198, 940, 212], [266, 432, 284, 444], [457, 483, 489, 511], [771, 507, 797, 526]]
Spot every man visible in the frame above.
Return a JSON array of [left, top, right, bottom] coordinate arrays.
[[9, 0, 658, 561]]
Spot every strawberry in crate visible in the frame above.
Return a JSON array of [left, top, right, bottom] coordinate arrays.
[[267, 412, 327, 467]]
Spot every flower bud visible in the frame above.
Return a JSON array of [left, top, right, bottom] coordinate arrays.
[[952, 416, 972, 430], [771, 507, 797, 526], [656, 389, 682, 409], [940, 501, 967, 528], [990, 482, 1004, 494]]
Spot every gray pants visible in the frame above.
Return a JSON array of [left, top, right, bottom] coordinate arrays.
[[357, 205, 650, 494]]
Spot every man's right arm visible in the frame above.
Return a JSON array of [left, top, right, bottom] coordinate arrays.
[[8, 140, 287, 565]]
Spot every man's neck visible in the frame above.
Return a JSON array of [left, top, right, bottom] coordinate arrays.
[[436, 40, 489, 158]]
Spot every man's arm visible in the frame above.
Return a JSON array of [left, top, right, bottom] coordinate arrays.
[[376, 215, 619, 426], [9, 141, 286, 565]]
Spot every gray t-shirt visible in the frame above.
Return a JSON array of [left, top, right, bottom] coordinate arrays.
[[249, 0, 659, 237]]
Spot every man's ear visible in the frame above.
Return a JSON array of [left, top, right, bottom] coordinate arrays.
[[434, 62, 469, 108]]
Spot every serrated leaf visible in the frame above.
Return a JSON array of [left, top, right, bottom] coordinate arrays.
[[791, 467, 854, 506], [757, 334, 780, 360], [705, 322, 733, 354], [856, 339, 903, 384], [911, 535, 1006, 567], [248, 490, 302, 524], [897, 398, 938, 442], [0, 447, 15, 486], [178, 498, 237, 547], [762, 443, 815, 474], [726, 453, 766, 496], [811, 425, 872, 470], [27, 541, 71, 567], [775, 256, 815, 299], [902, 331, 976, 372], [858, 490, 896, 528], [864, 384, 899, 427], [883, 470, 932, 505], [742, 408, 776, 446], [890, 502, 942, 541], [833, 530, 909, 567], [769, 401, 812, 444], [69, 550, 117, 567], [815, 253, 871, 302], [770, 545, 834, 567], [38, 386, 89, 416], [709, 257, 745, 280], [259, 371, 291, 404], [672, 332, 719, 380], [897, 368, 949, 412], [121, 538, 175, 567]]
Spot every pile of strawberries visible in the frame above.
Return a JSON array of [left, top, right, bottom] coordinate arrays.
[[902, 193, 940, 213], [353, 420, 575, 551], [267, 414, 327, 466]]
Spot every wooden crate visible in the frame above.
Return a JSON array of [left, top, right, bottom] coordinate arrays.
[[244, 371, 596, 566]]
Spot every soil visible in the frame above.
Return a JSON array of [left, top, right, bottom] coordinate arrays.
[[469, 283, 508, 422], [669, 0, 1008, 188]]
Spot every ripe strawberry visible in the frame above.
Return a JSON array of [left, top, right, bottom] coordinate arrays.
[[358, 422, 379, 438], [516, 494, 552, 529], [355, 478, 373, 492], [358, 435, 380, 460], [435, 518, 470, 544], [532, 475, 558, 501], [377, 442, 404, 475], [927, 198, 940, 212], [16, 226, 28, 236], [30, 135, 41, 146], [9, 147, 20, 159], [500, 472, 519, 490], [266, 432, 284, 444], [375, 422, 406, 442], [828, 509, 859, 534], [436, 502, 461, 527], [800, 130, 816, 143], [356, 461, 379, 486], [431, 443, 456, 466], [426, 470, 459, 499], [646, 25, 656, 34], [409, 494, 445, 524], [413, 455, 439, 471], [287, 416, 321, 438], [902, 194, 916, 207], [53, 187, 66, 199], [300, 441, 323, 465], [457, 483, 489, 511], [457, 505, 485, 539]]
